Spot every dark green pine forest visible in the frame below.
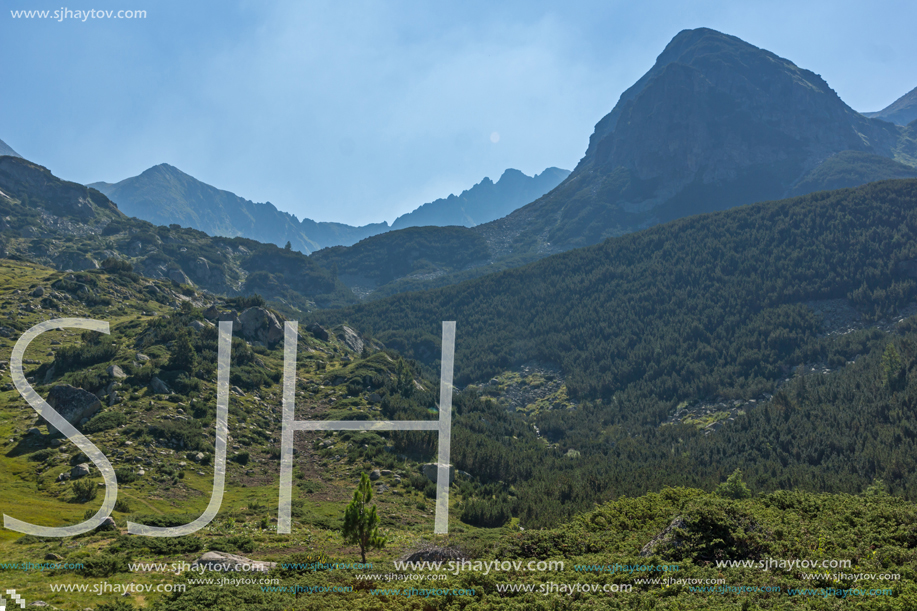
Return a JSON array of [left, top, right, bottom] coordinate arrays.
[[314, 179, 917, 526]]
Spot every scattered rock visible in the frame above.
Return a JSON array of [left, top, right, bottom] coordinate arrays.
[[150, 377, 171, 395], [421, 463, 454, 484], [27, 427, 42, 436], [380, 469, 392, 476], [45, 385, 102, 435], [70, 463, 91, 479], [45, 552, 64, 561], [31, 286, 45, 297], [368, 392, 382, 404], [203, 304, 221, 320], [136, 353, 150, 362], [98, 516, 117, 531], [57, 472, 70, 482], [193, 452, 205, 463], [306, 322, 329, 342], [191, 551, 276, 572], [107, 365, 126, 379], [402, 544, 466, 563], [188, 320, 208, 332], [369, 469, 381, 481]]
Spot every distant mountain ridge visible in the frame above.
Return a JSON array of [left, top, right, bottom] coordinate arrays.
[[90, 163, 567, 253], [390, 167, 569, 230], [0, 138, 21, 158], [89, 164, 388, 254], [1, 156, 352, 309], [864, 85, 917, 126]]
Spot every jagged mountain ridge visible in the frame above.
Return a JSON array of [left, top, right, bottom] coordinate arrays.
[[90, 163, 568, 255], [390, 167, 569, 230]]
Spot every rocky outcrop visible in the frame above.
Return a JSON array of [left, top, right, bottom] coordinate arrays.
[[168, 268, 193, 286], [53, 252, 99, 272], [45, 385, 102, 434], [306, 322, 329, 341], [640, 516, 686, 557], [336, 325, 364, 353], [239, 307, 284, 346]]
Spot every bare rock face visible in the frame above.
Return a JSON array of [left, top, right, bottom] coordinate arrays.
[[336, 325, 364, 353], [239, 307, 284, 346], [168, 268, 193, 286], [45, 385, 102, 434]]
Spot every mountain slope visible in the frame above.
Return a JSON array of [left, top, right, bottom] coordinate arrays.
[[309, 29, 917, 300], [789, 150, 917, 195], [479, 28, 915, 257], [317, 179, 917, 400], [88, 164, 391, 254], [0, 138, 21, 158], [390, 167, 569, 230], [864, 85, 917, 126], [1, 156, 352, 309]]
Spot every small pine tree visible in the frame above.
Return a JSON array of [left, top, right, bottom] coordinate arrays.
[[881, 343, 905, 391], [284, 241, 292, 250], [342, 472, 385, 563], [167, 329, 197, 372], [715, 468, 752, 500]]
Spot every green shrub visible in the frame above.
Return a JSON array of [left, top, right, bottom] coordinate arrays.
[[71, 478, 98, 502], [84, 411, 128, 433], [75, 554, 129, 577]]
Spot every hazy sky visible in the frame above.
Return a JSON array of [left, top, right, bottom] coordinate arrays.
[[2, 0, 916, 226]]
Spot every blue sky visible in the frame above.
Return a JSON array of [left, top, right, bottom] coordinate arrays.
[[2, 0, 916, 226]]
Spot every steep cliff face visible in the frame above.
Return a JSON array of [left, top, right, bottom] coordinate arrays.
[[482, 28, 914, 254]]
